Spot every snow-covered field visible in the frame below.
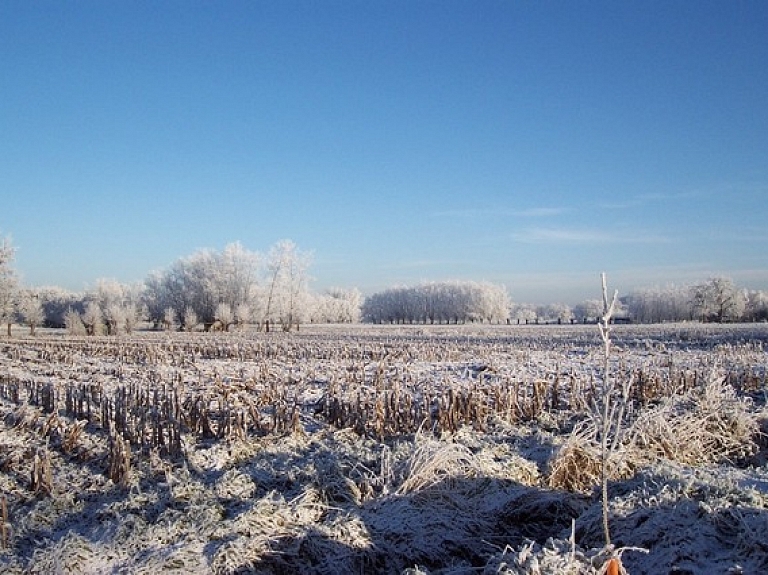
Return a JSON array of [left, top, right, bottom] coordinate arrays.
[[1, 323, 767, 574]]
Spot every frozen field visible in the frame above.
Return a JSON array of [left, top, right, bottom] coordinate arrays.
[[1, 323, 768, 574]]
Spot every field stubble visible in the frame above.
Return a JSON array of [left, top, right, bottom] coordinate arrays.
[[0, 323, 767, 574]]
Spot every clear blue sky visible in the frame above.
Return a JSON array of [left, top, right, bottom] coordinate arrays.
[[2, 1, 767, 304]]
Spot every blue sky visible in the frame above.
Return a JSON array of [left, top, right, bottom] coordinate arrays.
[[1, 1, 767, 304]]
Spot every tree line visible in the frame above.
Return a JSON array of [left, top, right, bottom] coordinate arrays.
[[360, 281, 511, 324], [0, 236, 360, 335], [1, 232, 767, 336]]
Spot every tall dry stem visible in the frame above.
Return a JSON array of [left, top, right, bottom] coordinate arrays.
[[595, 272, 633, 550]]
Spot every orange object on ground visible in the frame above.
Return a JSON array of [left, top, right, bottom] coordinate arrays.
[[606, 557, 620, 575]]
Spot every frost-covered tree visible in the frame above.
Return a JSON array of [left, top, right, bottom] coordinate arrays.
[[90, 279, 144, 335], [122, 302, 141, 334], [183, 306, 198, 332], [143, 271, 172, 329], [81, 301, 105, 336], [17, 289, 45, 335], [145, 242, 261, 331], [311, 288, 362, 323], [64, 308, 87, 336], [218, 242, 260, 312], [95, 279, 124, 335], [0, 235, 19, 336], [692, 277, 745, 322], [234, 302, 252, 329], [473, 281, 511, 323], [744, 290, 768, 322], [163, 307, 176, 331], [624, 285, 693, 323], [537, 303, 574, 324], [214, 302, 235, 332], [572, 299, 604, 323], [510, 303, 538, 324], [361, 281, 510, 324], [36, 287, 85, 328], [256, 240, 312, 332]]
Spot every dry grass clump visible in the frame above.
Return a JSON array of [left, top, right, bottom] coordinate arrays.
[[548, 374, 760, 494], [474, 443, 541, 486], [547, 421, 633, 494], [395, 435, 481, 495], [547, 425, 603, 494], [209, 487, 337, 573], [629, 375, 758, 466]]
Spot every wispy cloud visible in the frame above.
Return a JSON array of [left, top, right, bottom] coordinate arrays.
[[598, 191, 701, 210], [433, 206, 568, 218], [380, 258, 468, 270], [513, 207, 567, 217], [511, 226, 671, 244]]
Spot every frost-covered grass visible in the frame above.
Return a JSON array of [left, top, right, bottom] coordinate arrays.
[[1, 323, 768, 574]]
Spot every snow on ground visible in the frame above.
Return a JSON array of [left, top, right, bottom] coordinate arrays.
[[0, 323, 767, 574]]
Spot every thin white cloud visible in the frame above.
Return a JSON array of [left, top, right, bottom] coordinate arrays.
[[598, 190, 701, 210], [679, 226, 768, 243], [513, 207, 567, 217], [380, 258, 467, 270], [433, 206, 567, 218], [511, 227, 671, 244]]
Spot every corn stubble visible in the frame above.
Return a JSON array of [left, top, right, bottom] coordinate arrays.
[[0, 324, 767, 573]]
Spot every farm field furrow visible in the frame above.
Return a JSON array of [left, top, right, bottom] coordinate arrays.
[[1, 323, 768, 574]]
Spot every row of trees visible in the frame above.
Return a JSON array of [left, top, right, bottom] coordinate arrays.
[[0, 236, 362, 335], [361, 281, 511, 324], [360, 277, 768, 326], [2, 231, 767, 335], [141, 240, 360, 331], [624, 278, 768, 324], [510, 278, 768, 325]]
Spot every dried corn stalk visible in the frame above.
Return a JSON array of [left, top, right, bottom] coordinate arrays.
[[29, 447, 53, 496], [107, 433, 132, 487], [0, 495, 10, 549]]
